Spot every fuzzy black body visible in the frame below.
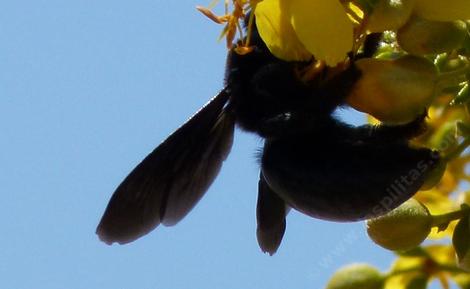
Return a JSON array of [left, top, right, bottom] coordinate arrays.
[[261, 121, 436, 221], [225, 29, 361, 139], [96, 21, 438, 254], [225, 28, 437, 224]]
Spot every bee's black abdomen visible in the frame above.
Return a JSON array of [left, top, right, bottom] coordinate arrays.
[[261, 122, 439, 221]]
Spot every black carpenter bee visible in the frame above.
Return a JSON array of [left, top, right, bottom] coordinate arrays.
[[96, 19, 438, 255]]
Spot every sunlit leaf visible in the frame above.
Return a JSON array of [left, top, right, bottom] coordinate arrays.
[[453, 215, 470, 270], [453, 84, 470, 106]]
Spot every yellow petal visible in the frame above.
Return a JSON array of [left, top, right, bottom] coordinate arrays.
[[424, 244, 456, 266], [415, 190, 455, 216], [414, 0, 470, 21], [385, 256, 427, 289], [254, 0, 312, 61], [289, 0, 354, 65], [452, 272, 470, 289], [384, 273, 428, 289]]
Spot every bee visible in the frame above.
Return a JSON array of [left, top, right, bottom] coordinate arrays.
[[96, 19, 438, 255]]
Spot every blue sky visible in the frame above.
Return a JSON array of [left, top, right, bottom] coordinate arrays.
[[0, 1, 404, 288]]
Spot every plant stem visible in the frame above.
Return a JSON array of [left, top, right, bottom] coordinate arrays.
[[431, 205, 470, 228], [386, 267, 423, 278], [437, 264, 468, 274], [443, 137, 470, 162], [384, 261, 467, 280], [437, 65, 470, 87]]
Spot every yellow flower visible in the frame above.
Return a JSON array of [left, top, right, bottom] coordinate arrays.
[[254, 0, 354, 65]]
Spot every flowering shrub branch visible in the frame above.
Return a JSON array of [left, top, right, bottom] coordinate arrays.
[[198, 1, 470, 288]]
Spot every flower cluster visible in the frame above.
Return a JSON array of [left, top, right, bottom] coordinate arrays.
[[198, 1, 470, 288]]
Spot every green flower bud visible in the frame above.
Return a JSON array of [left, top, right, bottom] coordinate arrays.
[[326, 263, 384, 289], [366, 0, 415, 33], [420, 159, 446, 190], [414, 0, 470, 22], [348, 56, 437, 124], [397, 16, 467, 55], [367, 199, 433, 251]]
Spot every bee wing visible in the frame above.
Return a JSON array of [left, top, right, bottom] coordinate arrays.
[[96, 89, 234, 245], [256, 172, 289, 255]]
